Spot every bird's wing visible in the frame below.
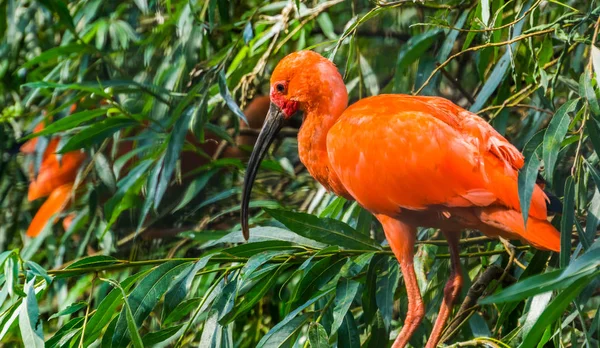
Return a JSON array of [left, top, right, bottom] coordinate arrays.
[[326, 95, 547, 219], [414, 96, 525, 170]]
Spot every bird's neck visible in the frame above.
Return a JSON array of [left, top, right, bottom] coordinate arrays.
[[297, 95, 352, 199]]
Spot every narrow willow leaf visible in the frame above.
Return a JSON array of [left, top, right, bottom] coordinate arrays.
[[154, 106, 194, 209], [520, 277, 590, 347], [592, 46, 600, 81], [543, 99, 578, 186], [317, 12, 336, 40], [586, 189, 600, 244], [218, 70, 248, 124], [375, 257, 399, 329], [359, 54, 379, 96], [257, 288, 335, 347], [518, 131, 544, 227], [481, 243, 600, 304], [21, 109, 107, 140], [561, 177, 575, 267], [173, 169, 218, 211], [337, 312, 360, 348], [470, 1, 529, 112], [142, 324, 184, 346], [112, 261, 190, 347], [19, 279, 44, 348], [163, 255, 213, 318], [521, 292, 552, 339], [394, 30, 442, 92], [330, 278, 360, 336], [581, 73, 600, 117], [308, 322, 329, 348], [243, 22, 254, 44], [48, 302, 87, 320], [94, 152, 117, 193], [480, 0, 490, 26], [65, 255, 118, 270], [83, 272, 147, 346], [366, 310, 387, 348], [292, 256, 347, 307], [59, 117, 137, 153], [133, 0, 148, 14], [21, 43, 90, 69], [45, 317, 84, 347], [264, 208, 381, 250], [24, 261, 52, 285]]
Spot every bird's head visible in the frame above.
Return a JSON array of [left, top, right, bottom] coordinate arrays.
[[240, 50, 347, 240]]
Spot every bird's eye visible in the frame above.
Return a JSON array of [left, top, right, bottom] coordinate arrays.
[[276, 83, 285, 93]]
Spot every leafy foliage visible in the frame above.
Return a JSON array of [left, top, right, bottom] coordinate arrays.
[[0, 0, 599, 347]]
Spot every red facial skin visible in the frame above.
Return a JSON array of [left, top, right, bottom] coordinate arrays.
[[270, 81, 299, 118]]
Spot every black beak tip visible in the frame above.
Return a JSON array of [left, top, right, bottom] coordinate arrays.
[[242, 226, 249, 241]]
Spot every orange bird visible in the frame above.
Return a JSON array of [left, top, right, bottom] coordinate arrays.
[[241, 50, 560, 347]]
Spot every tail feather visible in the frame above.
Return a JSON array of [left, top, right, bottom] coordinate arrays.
[[477, 207, 560, 252]]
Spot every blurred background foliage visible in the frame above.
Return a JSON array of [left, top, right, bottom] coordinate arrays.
[[0, 0, 599, 347]]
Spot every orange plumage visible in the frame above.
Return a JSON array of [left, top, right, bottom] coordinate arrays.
[[26, 183, 73, 237], [242, 50, 560, 348]]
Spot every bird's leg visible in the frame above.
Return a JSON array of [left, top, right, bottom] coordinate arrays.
[[376, 215, 424, 348], [426, 230, 463, 348]]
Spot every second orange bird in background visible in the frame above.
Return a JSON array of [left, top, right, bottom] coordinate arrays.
[[241, 50, 560, 347]]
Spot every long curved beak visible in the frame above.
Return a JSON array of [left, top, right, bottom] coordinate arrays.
[[241, 103, 285, 240]]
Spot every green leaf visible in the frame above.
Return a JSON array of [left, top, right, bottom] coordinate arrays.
[[37, 0, 75, 32], [581, 72, 600, 118], [243, 22, 254, 44], [375, 257, 399, 330], [65, 255, 119, 269], [163, 255, 213, 318], [48, 301, 87, 320], [365, 310, 388, 348], [21, 109, 107, 140], [543, 99, 578, 186], [330, 278, 360, 336], [82, 272, 147, 346], [173, 169, 218, 211], [470, 1, 529, 112], [59, 116, 137, 153], [308, 322, 329, 348], [112, 261, 190, 347], [21, 43, 90, 69], [264, 209, 381, 250], [45, 317, 84, 348], [122, 287, 144, 348], [142, 324, 184, 346], [133, 0, 149, 14], [259, 313, 311, 347], [394, 30, 442, 92], [481, 243, 600, 304], [94, 152, 117, 193], [359, 54, 379, 96], [560, 177, 575, 267], [18, 279, 44, 348], [257, 288, 335, 347], [520, 277, 590, 347], [480, 0, 490, 26], [164, 298, 201, 326], [221, 240, 298, 257], [292, 256, 347, 307], [24, 261, 52, 285], [592, 46, 600, 82], [154, 105, 194, 209], [203, 227, 327, 249], [518, 131, 544, 227], [218, 70, 248, 124], [337, 312, 360, 348]]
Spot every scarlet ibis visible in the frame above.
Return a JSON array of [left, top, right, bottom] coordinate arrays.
[[241, 50, 560, 347]]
